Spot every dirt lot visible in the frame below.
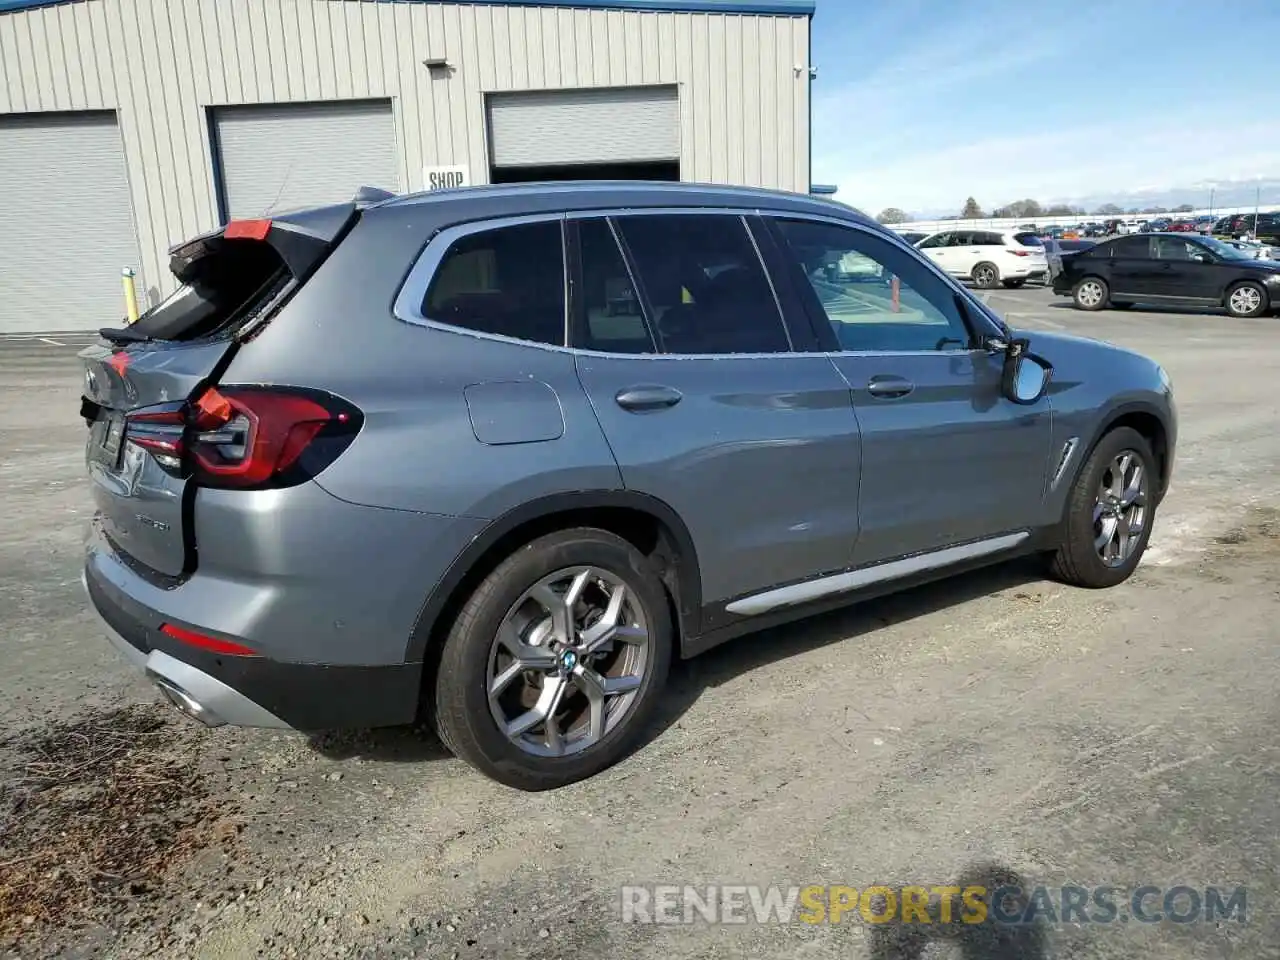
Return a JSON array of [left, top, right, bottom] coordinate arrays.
[[2, 290, 1278, 959]]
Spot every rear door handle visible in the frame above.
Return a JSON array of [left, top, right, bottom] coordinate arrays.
[[615, 385, 683, 411], [866, 375, 914, 399]]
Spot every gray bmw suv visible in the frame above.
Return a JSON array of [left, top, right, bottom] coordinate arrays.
[[80, 182, 1176, 790]]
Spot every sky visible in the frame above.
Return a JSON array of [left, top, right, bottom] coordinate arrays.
[[809, 0, 1280, 218]]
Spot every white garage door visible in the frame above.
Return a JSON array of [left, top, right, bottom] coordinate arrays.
[[0, 112, 143, 334], [487, 86, 679, 168], [213, 100, 400, 220]]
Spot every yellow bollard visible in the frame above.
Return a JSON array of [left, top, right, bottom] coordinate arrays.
[[122, 267, 140, 324]]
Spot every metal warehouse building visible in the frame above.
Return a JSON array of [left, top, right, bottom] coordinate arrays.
[[0, 0, 816, 333]]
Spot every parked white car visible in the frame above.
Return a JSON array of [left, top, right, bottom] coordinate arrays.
[[914, 229, 1048, 288]]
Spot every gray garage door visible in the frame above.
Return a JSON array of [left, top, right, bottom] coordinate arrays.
[[0, 112, 143, 334], [487, 86, 679, 168], [213, 100, 399, 220]]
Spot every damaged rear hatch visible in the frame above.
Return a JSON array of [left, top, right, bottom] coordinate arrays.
[[79, 198, 373, 580]]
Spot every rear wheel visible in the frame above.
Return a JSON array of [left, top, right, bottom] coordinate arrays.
[[972, 262, 1000, 289], [434, 528, 672, 791], [1049, 427, 1156, 588], [1072, 277, 1108, 311], [1225, 281, 1267, 318], [1002, 278, 1026, 289]]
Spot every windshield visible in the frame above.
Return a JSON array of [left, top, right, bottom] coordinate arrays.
[[1198, 236, 1255, 261]]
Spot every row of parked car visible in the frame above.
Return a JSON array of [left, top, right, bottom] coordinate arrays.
[[891, 223, 1278, 317]]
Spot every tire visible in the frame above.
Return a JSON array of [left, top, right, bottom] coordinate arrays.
[[1049, 426, 1157, 589], [1002, 278, 1026, 289], [434, 527, 673, 791], [1072, 276, 1108, 311], [1110, 301, 1134, 310], [1225, 281, 1268, 319], [972, 262, 1000, 289]]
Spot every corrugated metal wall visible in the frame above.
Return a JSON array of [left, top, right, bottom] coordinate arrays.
[[0, 0, 811, 300]]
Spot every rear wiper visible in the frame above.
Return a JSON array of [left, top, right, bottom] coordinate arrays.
[[97, 325, 153, 344]]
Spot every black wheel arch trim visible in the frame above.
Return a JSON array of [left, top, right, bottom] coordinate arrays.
[[1067, 399, 1175, 513], [404, 489, 704, 662]]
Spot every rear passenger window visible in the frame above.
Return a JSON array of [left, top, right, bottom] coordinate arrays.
[[1109, 236, 1150, 258], [424, 221, 566, 346], [614, 214, 790, 355], [573, 218, 656, 354]]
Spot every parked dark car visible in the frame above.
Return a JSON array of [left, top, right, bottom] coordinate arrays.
[[1142, 219, 1171, 233], [1212, 212, 1280, 243], [81, 181, 1177, 790], [1043, 237, 1097, 283], [1053, 233, 1280, 317]]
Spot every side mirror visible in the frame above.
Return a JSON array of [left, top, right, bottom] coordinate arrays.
[[999, 338, 1053, 404]]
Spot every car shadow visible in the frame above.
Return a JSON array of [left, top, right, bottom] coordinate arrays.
[[306, 555, 1048, 766], [306, 722, 452, 763], [637, 555, 1048, 752], [866, 862, 1049, 960], [1046, 301, 1226, 317]]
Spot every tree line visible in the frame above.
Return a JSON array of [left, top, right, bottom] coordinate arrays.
[[876, 198, 1199, 225]]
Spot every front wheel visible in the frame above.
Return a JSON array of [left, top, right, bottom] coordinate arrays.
[[1072, 277, 1108, 311], [1225, 281, 1267, 319], [434, 528, 672, 791], [1049, 426, 1156, 588]]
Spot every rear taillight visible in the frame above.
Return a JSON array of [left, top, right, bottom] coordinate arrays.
[[125, 403, 187, 469], [1008, 249, 1031, 257], [124, 386, 361, 489], [187, 386, 361, 490]]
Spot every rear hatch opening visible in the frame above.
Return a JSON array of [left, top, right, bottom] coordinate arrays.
[[81, 198, 373, 581]]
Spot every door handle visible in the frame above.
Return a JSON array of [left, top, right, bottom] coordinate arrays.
[[615, 385, 683, 411], [866, 375, 914, 399]]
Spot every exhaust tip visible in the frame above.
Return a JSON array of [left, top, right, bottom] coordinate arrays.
[[152, 676, 226, 728]]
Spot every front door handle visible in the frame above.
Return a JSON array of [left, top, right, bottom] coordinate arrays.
[[615, 385, 683, 411], [866, 375, 915, 399]]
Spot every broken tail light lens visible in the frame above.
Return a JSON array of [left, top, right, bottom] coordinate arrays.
[[187, 386, 362, 490]]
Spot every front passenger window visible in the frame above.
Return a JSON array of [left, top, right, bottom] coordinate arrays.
[[776, 219, 971, 353]]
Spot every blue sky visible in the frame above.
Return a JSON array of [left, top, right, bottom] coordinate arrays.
[[809, 0, 1280, 216]]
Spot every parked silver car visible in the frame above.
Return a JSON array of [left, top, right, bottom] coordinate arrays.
[[81, 182, 1177, 790]]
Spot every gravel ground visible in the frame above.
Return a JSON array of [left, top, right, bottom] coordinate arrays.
[[2, 290, 1278, 959]]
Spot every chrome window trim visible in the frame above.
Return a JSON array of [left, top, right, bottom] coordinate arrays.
[[391, 204, 1002, 359]]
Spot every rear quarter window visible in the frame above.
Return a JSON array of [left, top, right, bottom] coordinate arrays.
[[423, 221, 567, 346], [1013, 232, 1044, 247]]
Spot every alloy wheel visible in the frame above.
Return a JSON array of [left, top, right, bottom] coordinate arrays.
[[1229, 285, 1262, 316], [1077, 280, 1104, 308], [975, 265, 996, 287], [487, 566, 651, 758], [1093, 450, 1148, 567]]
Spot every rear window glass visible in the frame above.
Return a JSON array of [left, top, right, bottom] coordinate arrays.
[[129, 238, 289, 341], [425, 221, 566, 346], [1013, 232, 1044, 247]]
